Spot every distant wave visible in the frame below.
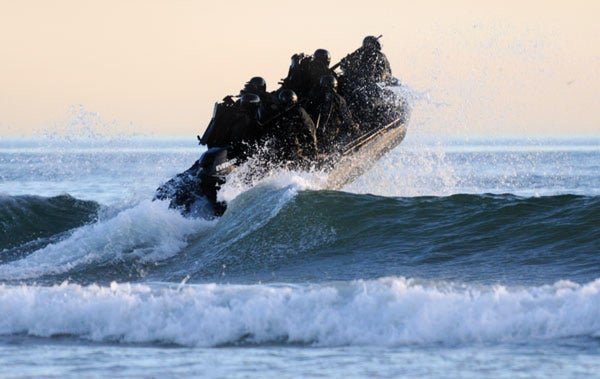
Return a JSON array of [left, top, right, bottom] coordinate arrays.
[[1, 277, 599, 347], [1, 188, 598, 285], [0, 194, 99, 260]]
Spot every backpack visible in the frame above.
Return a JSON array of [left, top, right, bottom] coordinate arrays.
[[200, 101, 242, 148]]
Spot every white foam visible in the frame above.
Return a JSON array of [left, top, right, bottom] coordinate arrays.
[[218, 156, 326, 205], [1, 277, 598, 347], [0, 200, 212, 280]]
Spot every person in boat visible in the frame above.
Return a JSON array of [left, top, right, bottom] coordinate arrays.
[[239, 76, 280, 122], [268, 89, 318, 166], [281, 49, 333, 98], [199, 93, 262, 159], [305, 75, 359, 153], [227, 93, 264, 160], [307, 49, 334, 93], [336, 36, 393, 128], [340, 36, 392, 85], [240, 76, 266, 96], [200, 76, 271, 147]]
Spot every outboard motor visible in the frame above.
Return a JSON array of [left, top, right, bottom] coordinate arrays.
[[153, 147, 236, 217], [200, 147, 237, 177]]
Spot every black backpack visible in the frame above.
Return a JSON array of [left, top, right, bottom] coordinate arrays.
[[200, 101, 243, 148]]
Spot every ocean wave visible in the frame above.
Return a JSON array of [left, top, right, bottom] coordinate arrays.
[[1, 191, 598, 284], [165, 192, 600, 284], [0, 194, 99, 253], [0, 172, 317, 283], [0, 200, 212, 281], [1, 277, 598, 347]]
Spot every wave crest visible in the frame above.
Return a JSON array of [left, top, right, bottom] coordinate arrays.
[[0, 200, 211, 281], [1, 277, 599, 347]]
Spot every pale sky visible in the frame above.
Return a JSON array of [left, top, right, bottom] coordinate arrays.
[[1, 0, 599, 136]]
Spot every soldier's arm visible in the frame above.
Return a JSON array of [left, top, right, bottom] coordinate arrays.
[[297, 112, 318, 160], [380, 54, 393, 81], [297, 135, 318, 160], [338, 97, 360, 135]]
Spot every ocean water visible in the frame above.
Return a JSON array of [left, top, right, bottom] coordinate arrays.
[[1, 134, 599, 377]]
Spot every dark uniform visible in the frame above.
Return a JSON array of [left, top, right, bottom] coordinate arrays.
[[281, 53, 310, 97], [306, 49, 332, 95], [340, 36, 392, 85], [269, 89, 318, 166], [199, 95, 237, 148], [281, 49, 333, 99], [338, 36, 394, 128], [239, 76, 279, 123], [306, 75, 359, 153], [199, 94, 261, 160]]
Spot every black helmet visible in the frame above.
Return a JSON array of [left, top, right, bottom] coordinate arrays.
[[244, 76, 266, 94], [313, 49, 331, 66], [278, 89, 298, 106], [319, 75, 338, 90], [240, 93, 261, 108], [362, 36, 381, 50]]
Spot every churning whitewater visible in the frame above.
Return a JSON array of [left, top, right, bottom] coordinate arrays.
[[1, 277, 600, 347]]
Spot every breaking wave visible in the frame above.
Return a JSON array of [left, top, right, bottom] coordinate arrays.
[[1, 188, 598, 285], [0, 174, 315, 283], [1, 277, 599, 347], [0, 200, 211, 281]]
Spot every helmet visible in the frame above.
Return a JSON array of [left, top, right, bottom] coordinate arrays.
[[362, 36, 381, 50], [240, 93, 261, 108], [313, 48, 331, 66], [319, 75, 338, 90], [278, 89, 298, 106], [244, 76, 266, 94]]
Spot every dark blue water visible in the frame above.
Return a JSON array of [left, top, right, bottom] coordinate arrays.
[[1, 136, 599, 377]]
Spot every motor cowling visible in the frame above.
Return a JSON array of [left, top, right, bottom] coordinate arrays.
[[199, 147, 237, 177]]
